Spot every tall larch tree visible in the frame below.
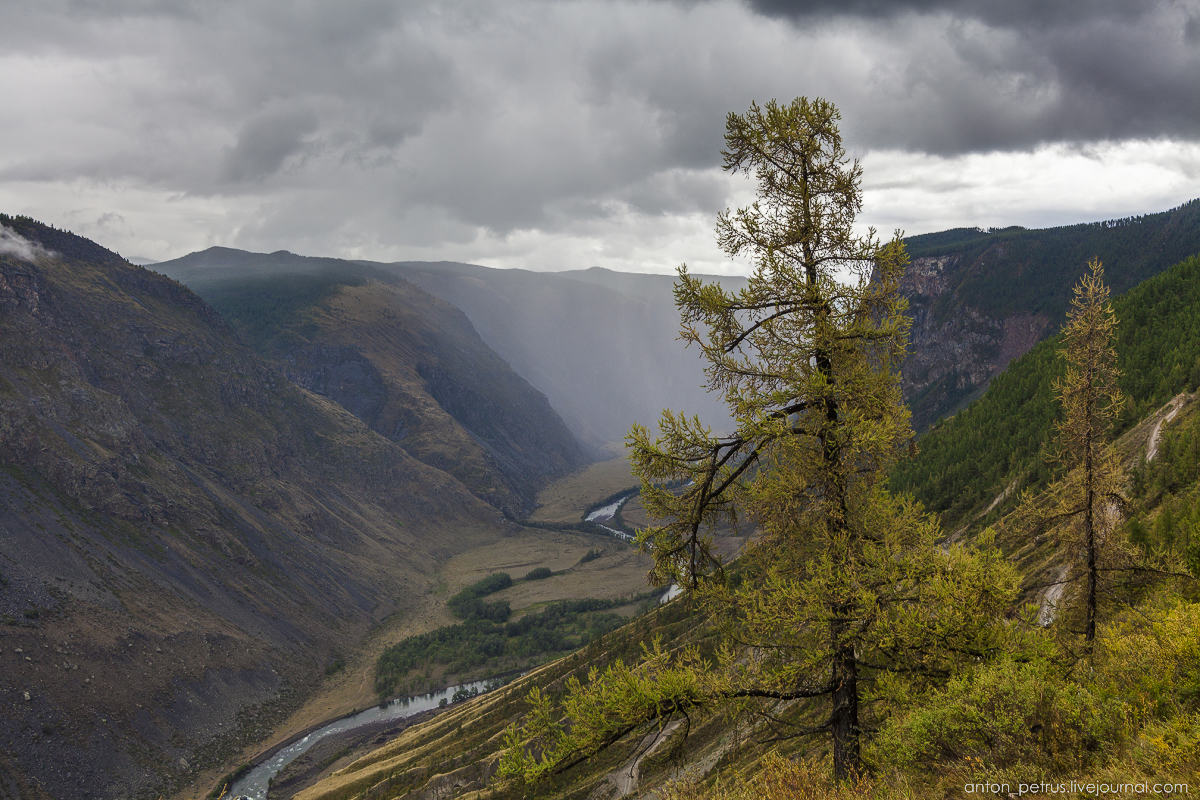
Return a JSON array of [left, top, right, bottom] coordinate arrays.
[[1037, 258, 1127, 651], [499, 98, 1018, 785]]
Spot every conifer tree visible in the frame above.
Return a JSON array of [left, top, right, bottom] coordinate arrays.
[[1032, 259, 1127, 650], [499, 98, 1018, 785]]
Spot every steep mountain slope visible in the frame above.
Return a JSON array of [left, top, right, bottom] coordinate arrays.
[[0, 217, 513, 799], [900, 199, 1200, 430], [382, 262, 744, 447], [892, 251, 1200, 532], [154, 249, 590, 516], [158, 248, 744, 451], [293, 256, 1200, 800]]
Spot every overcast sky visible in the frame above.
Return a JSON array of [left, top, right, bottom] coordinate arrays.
[[1, 0, 1197, 274]]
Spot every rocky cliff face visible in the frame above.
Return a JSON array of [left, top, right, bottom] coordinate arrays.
[[0, 218, 510, 799], [277, 278, 591, 517], [898, 201, 1200, 431], [900, 253, 1052, 430]]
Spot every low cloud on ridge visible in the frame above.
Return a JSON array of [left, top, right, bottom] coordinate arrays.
[[0, 225, 53, 262]]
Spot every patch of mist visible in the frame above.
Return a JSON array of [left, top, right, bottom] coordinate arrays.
[[0, 225, 54, 262]]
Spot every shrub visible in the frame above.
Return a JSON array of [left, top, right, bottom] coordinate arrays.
[[662, 751, 894, 800], [872, 658, 1130, 774], [579, 548, 604, 565], [524, 567, 554, 581], [1097, 600, 1200, 717]]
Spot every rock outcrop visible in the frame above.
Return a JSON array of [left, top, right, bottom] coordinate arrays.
[[898, 200, 1200, 431]]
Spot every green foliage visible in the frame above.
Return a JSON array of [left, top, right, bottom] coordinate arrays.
[[523, 567, 554, 581], [1097, 599, 1200, 717], [892, 253, 1200, 529], [447, 572, 514, 621], [502, 98, 1021, 786], [375, 598, 629, 699], [865, 598, 1200, 789], [872, 658, 1129, 773], [1136, 410, 1200, 508], [1023, 260, 1128, 646], [660, 751, 906, 800], [463, 572, 514, 596], [578, 548, 604, 565], [1123, 405, 1200, 571], [499, 639, 709, 783]]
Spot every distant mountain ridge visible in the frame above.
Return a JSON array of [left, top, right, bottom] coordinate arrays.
[[899, 199, 1200, 430], [157, 251, 748, 449], [154, 199, 1200, 447], [156, 247, 590, 515]]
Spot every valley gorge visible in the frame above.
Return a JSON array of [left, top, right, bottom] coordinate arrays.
[[0, 218, 580, 799], [4, 197, 1200, 799]]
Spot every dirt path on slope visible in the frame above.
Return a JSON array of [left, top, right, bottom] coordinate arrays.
[[1147, 395, 1186, 461]]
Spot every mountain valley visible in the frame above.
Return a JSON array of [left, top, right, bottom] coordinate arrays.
[[3, 199, 1200, 800], [0, 218, 586, 799]]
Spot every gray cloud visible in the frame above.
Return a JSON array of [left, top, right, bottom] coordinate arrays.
[[0, 225, 53, 261], [221, 105, 318, 183], [0, 0, 1196, 268], [748, 0, 1200, 152], [744, 0, 1155, 27]]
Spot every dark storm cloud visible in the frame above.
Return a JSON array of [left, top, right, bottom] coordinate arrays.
[[745, 0, 1200, 153], [0, 0, 1197, 268], [745, 0, 1152, 27], [221, 105, 319, 183]]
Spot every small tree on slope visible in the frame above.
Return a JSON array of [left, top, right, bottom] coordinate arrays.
[[498, 98, 1019, 784], [1023, 259, 1129, 653]]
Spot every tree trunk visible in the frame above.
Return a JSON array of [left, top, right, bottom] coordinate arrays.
[[831, 630, 860, 781], [1085, 464, 1097, 647]]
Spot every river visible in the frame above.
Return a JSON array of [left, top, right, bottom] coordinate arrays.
[[586, 493, 637, 541], [223, 679, 493, 799], [585, 493, 635, 522], [223, 491, 673, 797]]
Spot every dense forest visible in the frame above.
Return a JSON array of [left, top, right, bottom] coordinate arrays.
[[904, 199, 1200, 324], [891, 252, 1200, 530], [374, 570, 660, 699], [198, 267, 374, 353]]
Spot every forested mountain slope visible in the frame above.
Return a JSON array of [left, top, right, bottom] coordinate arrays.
[[0, 217, 513, 799], [899, 198, 1200, 430], [156, 248, 589, 516], [892, 250, 1200, 531]]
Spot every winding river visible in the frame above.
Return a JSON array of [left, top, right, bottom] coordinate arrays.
[[224, 679, 493, 799], [586, 493, 637, 542], [223, 490, 679, 798]]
